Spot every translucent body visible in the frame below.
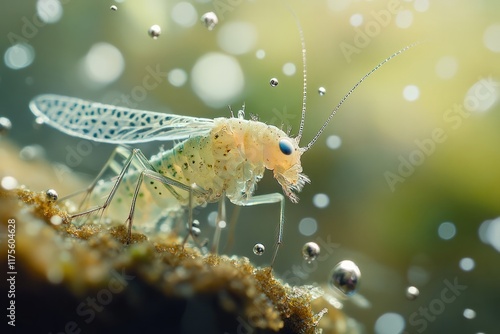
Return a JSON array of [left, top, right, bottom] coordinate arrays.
[[86, 116, 308, 229]]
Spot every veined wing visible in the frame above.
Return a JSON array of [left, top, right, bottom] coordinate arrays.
[[29, 94, 215, 144]]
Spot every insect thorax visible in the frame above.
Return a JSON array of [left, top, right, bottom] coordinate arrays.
[[150, 118, 272, 206]]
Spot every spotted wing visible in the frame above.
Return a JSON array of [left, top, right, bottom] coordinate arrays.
[[29, 94, 215, 144]]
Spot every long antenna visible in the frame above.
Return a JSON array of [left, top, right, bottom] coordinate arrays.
[[302, 43, 418, 151], [287, 9, 308, 143]]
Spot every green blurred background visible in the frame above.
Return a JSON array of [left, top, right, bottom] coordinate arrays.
[[1, 0, 499, 333]]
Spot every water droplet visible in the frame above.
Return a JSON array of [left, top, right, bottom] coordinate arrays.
[[435, 56, 458, 79], [438, 221, 456, 240], [50, 215, 63, 225], [168, 68, 188, 87], [191, 226, 201, 237], [349, 13, 363, 27], [463, 308, 476, 319], [110, 5, 117, 11], [459, 257, 475, 271], [403, 85, 420, 101], [313, 193, 329, 208], [406, 286, 419, 300], [483, 23, 500, 53], [414, 0, 430, 12], [46, 189, 59, 202], [37, 0, 63, 24], [201, 11, 218, 31], [171, 2, 197, 28], [395, 9, 413, 29], [253, 243, 265, 256], [83, 43, 124, 86], [217, 22, 257, 55], [256, 49, 265, 59], [374, 312, 405, 334], [318, 87, 326, 96], [270, 78, 279, 87], [19, 144, 45, 161], [0, 117, 12, 136], [326, 135, 342, 150], [148, 24, 161, 39], [1, 176, 18, 190], [302, 242, 320, 262], [329, 260, 361, 296], [4, 43, 35, 70], [35, 116, 45, 126], [191, 52, 244, 108], [298, 217, 318, 236], [282, 62, 296, 76]]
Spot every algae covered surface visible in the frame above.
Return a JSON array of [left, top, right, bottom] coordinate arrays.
[[0, 140, 352, 334]]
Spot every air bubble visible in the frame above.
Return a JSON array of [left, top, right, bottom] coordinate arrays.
[[270, 78, 279, 87], [406, 286, 419, 300], [46, 189, 59, 202], [326, 135, 342, 150], [459, 257, 475, 271], [318, 87, 326, 96], [110, 5, 117, 11], [329, 260, 361, 296], [463, 308, 476, 319], [0, 117, 12, 136], [201, 11, 218, 31], [253, 243, 265, 256], [282, 62, 296, 76], [1, 176, 18, 190], [349, 13, 363, 27], [168, 68, 188, 87], [148, 25, 161, 39], [403, 85, 420, 101], [256, 49, 265, 59], [19, 145, 45, 161], [302, 242, 320, 262], [171, 2, 197, 28], [438, 221, 456, 240], [313, 193, 329, 208], [4, 43, 35, 70], [298, 217, 317, 236], [50, 215, 63, 225]]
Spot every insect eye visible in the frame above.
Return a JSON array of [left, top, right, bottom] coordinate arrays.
[[279, 138, 294, 155]]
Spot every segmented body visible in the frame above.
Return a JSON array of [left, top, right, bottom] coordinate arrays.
[[30, 94, 308, 231], [91, 117, 292, 227]]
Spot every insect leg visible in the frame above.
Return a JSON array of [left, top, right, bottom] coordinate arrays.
[[119, 152, 206, 244], [211, 194, 226, 254], [60, 145, 134, 209], [239, 193, 285, 268]]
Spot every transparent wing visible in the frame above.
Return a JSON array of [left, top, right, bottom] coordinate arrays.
[[29, 94, 215, 144]]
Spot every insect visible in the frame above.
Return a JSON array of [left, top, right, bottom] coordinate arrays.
[[29, 29, 413, 265]]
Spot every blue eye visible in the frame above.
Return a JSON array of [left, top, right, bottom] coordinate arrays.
[[279, 138, 294, 155]]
